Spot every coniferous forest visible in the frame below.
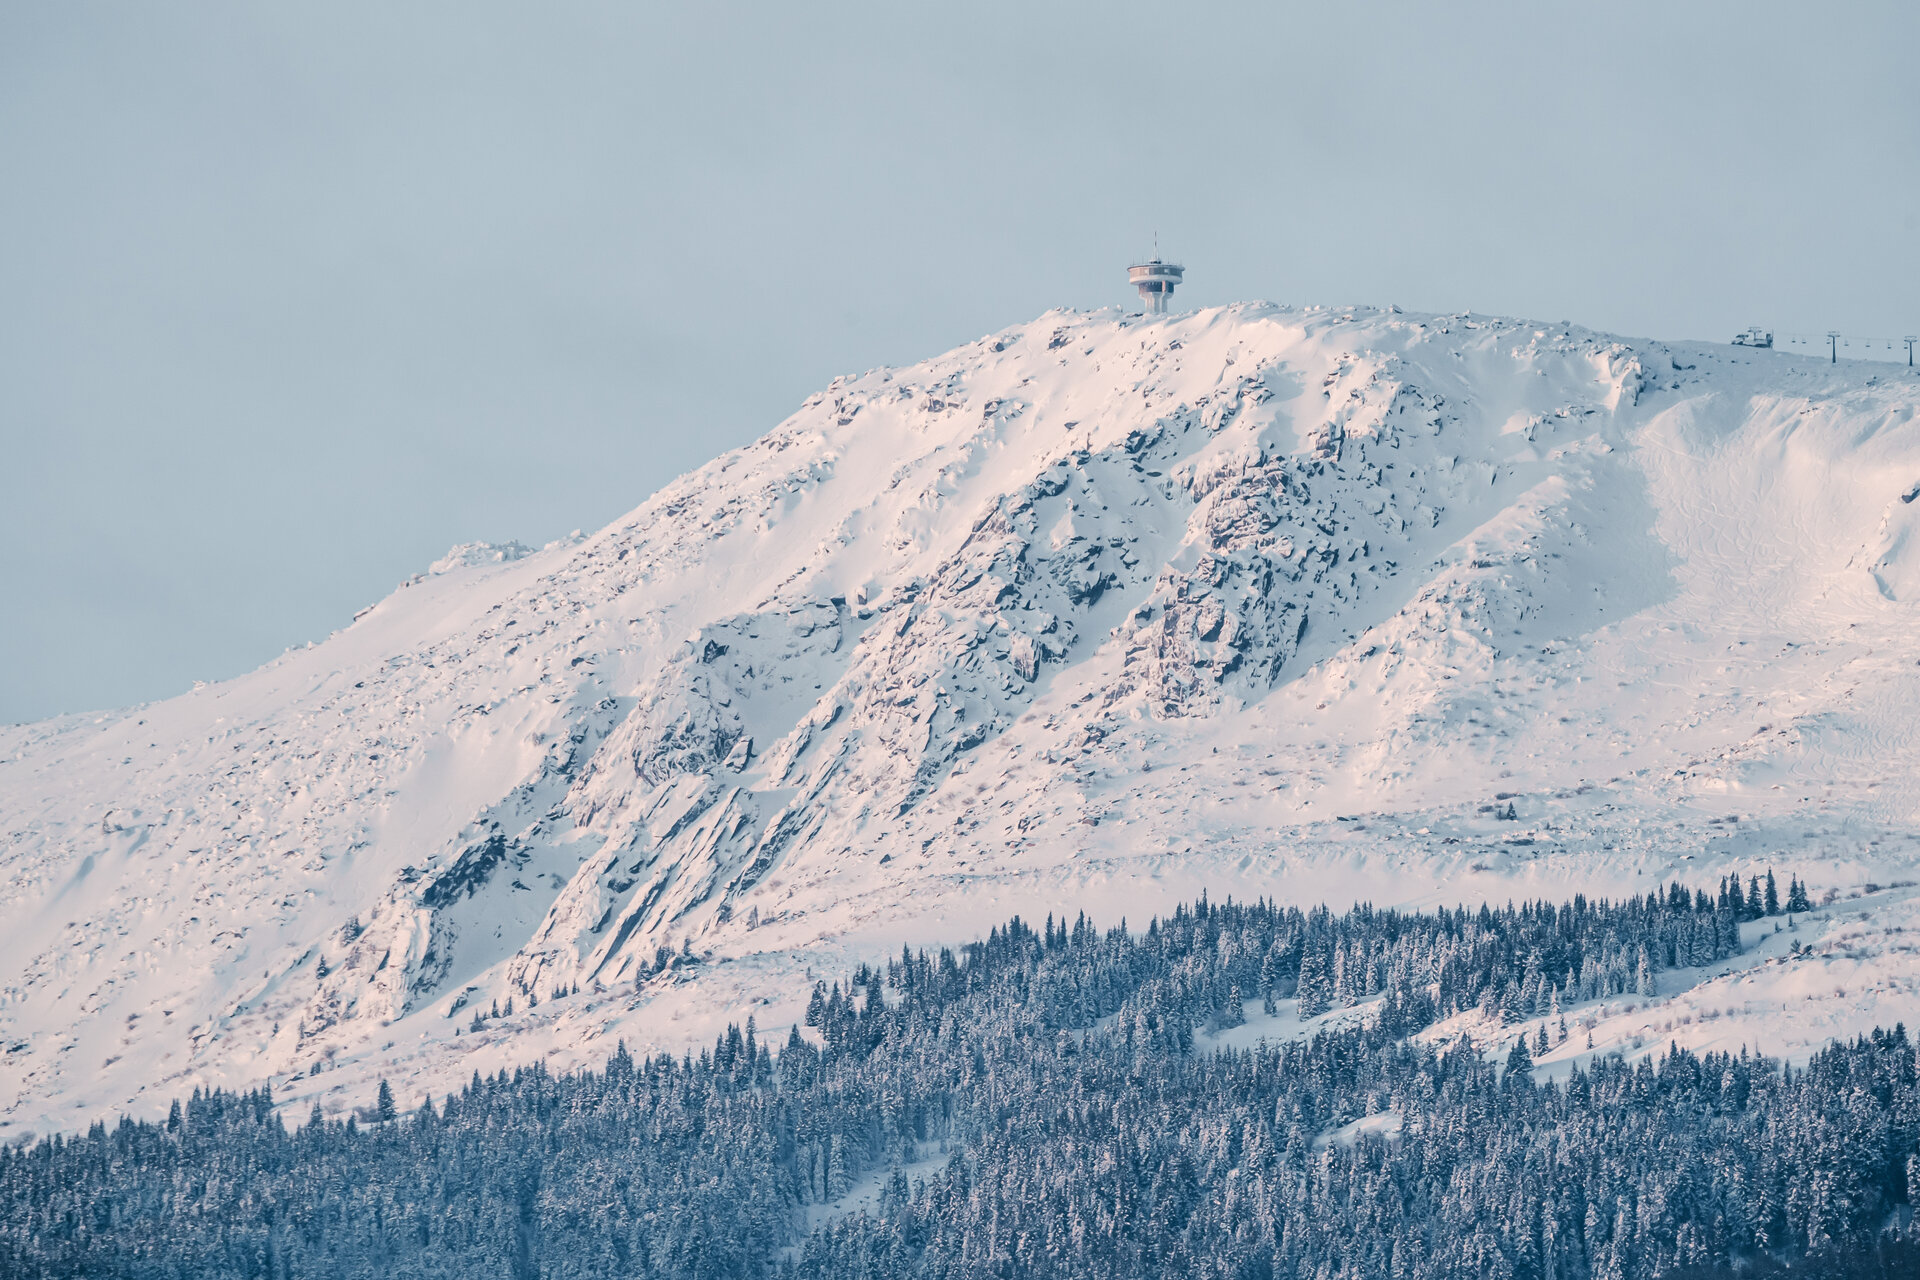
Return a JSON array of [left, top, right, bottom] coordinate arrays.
[[5, 879, 1918, 1279]]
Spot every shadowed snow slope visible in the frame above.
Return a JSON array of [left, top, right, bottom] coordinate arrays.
[[6, 303, 1920, 1138]]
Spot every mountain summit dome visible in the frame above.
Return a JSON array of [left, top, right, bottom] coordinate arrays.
[[6, 302, 1920, 1137]]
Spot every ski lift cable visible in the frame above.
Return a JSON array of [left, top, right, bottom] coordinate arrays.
[[1774, 329, 1914, 347]]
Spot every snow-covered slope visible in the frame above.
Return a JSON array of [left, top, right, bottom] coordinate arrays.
[[7, 303, 1920, 1140]]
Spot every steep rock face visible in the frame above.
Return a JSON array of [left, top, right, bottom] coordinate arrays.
[[6, 303, 1920, 1137]]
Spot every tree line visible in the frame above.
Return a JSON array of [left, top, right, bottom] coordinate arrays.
[[3, 873, 1910, 1279]]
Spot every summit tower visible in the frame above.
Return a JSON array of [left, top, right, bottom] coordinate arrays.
[[1126, 258, 1184, 314]]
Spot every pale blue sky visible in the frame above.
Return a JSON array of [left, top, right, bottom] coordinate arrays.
[[3, 2, 1915, 723]]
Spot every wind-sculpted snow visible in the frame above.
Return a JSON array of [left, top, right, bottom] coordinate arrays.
[[5, 303, 1920, 1141]]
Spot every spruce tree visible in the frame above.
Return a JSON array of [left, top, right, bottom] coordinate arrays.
[[1296, 947, 1331, 1020], [1787, 875, 1812, 913]]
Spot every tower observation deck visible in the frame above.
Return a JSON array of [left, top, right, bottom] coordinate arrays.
[[1127, 258, 1184, 314]]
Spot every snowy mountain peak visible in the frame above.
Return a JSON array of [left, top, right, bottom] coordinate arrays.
[[6, 302, 1920, 1139]]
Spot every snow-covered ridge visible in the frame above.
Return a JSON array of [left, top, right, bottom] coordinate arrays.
[[425, 540, 536, 577], [5, 302, 1920, 1140]]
